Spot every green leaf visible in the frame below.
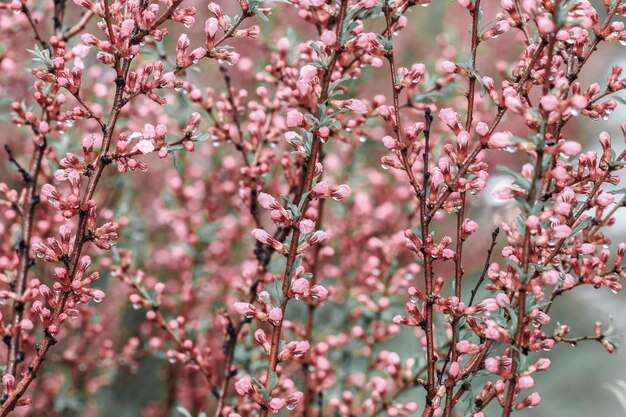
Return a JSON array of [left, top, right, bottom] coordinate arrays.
[[506, 257, 528, 282], [566, 217, 592, 241], [273, 277, 283, 305], [604, 380, 626, 411], [176, 406, 194, 417], [496, 166, 531, 191], [268, 370, 279, 391]]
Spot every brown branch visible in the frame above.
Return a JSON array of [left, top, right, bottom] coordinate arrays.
[[419, 108, 436, 416], [259, 1, 349, 415], [468, 228, 500, 307]]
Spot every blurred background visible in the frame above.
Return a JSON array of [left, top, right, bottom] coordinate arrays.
[[2, 0, 626, 416]]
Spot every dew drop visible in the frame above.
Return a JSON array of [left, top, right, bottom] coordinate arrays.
[[36, 252, 45, 259], [409, 295, 419, 304], [620, 40, 626, 46], [381, 163, 390, 170], [359, 136, 367, 143], [132, 303, 142, 310], [168, 357, 177, 364]]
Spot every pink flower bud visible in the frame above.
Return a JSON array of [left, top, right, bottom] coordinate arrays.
[[552, 224, 571, 239], [298, 219, 316, 234], [596, 192, 615, 208], [258, 192, 278, 210], [485, 357, 499, 373], [235, 376, 254, 396], [345, 99, 368, 115], [542, 270, 559, 285], [321, 30, 337, 46], [268, 398, 284, 412], [251, 228, 271, 244], [299, 65, 317, 84], [517, 375, 534, 389], [440, 60, 457, 73], [2, 374, 15, 390], [286, 110, 304, 127], [540, 94, 559, 111], [456, 340, 471, 354], [268, 307, 282, 324], [489, 132, 513, 149]]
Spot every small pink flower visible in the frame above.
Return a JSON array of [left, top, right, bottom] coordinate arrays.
[[448, 362, 460, 377], [461, 219, 479, 238], [517, 375, 535, 389], [2, 374, 15, 390], [285, 391, 304, 409], [19, 319, 34, 330], [479, 298, 499, 313], [268, 398, 284, 412], [439, 60, 456, 73], [298, 219, 315, 234], [476, 122, 489, 136], [258, 192, 278, 210], [596, 192, 615, 208], [268, 307, 282, 324], [542, 270, 559, 285], [345, 99, 368, 115], [382, 135, 397, 149], [235, 376, 254, 396], [286, 110, 305, 127], [489, 132, 513, 149], [233, 302, 256, 317], [485, 357, 499, 373], [456, 340, 471, 354], [308, 230, 329, 245], [534, 358, 551, 370], [291, 278, 310, 296], [310, 285, 328, 300], [540, 94, 559, 111], [495, 293, 510, 307], [137, 139, 155, 154], [552, 225, 571, 239], [321, 30, 337, 46], [439, 108, 461, 131], [251, 228, 271, 244], [299, 65, 317, 84], [331, 184, 351, 200]]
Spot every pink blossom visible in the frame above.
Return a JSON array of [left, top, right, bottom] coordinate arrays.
[[268, 307, 283, 324], [345, 99, 368, 115], [286, 110, 305, 127], [596, 192, 615, 208], [299, 65, 318, 84], [552, 225, 571, 239], [489, 132, 513, 149], [235, 376, 254, 396], [321, 30, 337, 46]]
